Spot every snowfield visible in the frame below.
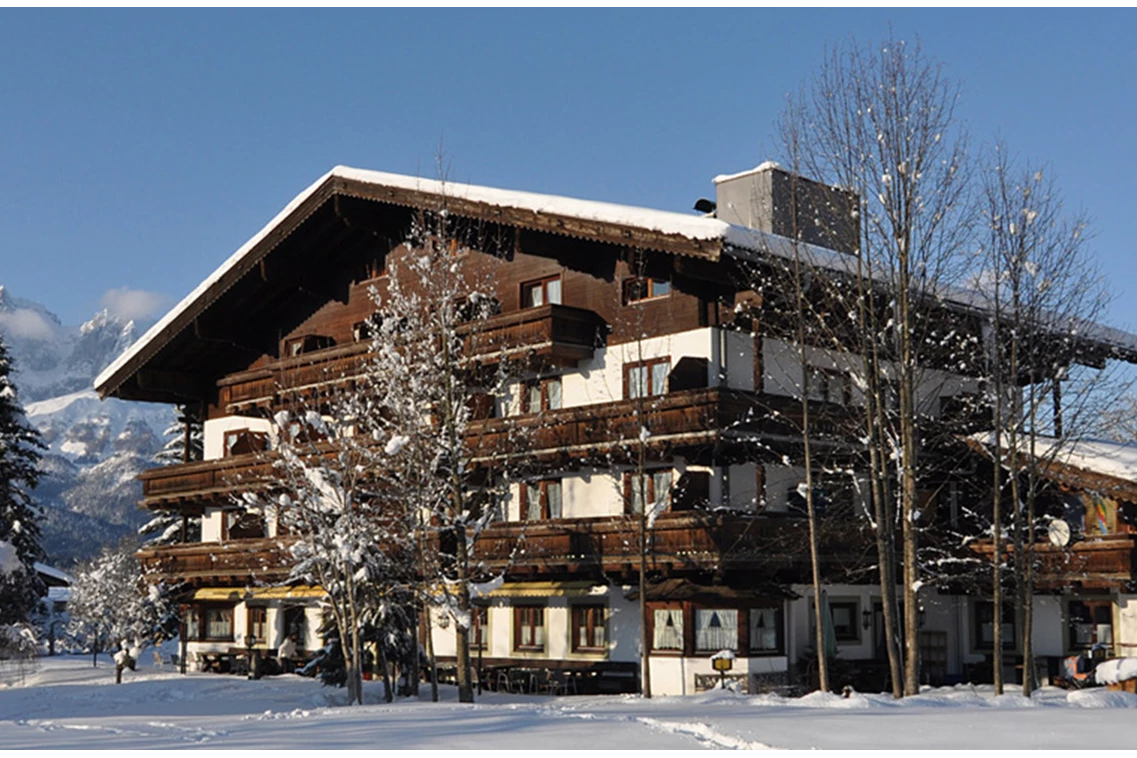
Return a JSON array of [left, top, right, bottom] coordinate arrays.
[[3, 656, 1137, 749]]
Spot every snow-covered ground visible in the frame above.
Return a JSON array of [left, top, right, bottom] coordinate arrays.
[[3, 655, 1137, 750]]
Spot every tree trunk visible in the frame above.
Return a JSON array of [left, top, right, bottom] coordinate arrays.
[[455, 528, 474, 704], [424, 604, 439, 703]]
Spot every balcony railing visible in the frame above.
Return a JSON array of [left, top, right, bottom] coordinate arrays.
[[142, 387, 766, 507], [218, 304, 606, 412], [467, 387, 760, 462], [468, 512, 868, 580], [137, 537, 297, 586], [971, 534, 1137, 590]]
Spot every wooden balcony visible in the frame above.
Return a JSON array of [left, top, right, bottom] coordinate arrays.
[[468, 387, 762, 463], [218, 304, 605, 412], [971, 534, 1137, 591], [470, 512, 868, 582], [137, 537, 297, 586], [460, 303, 605, 367], [142, 387, 771, 509], [139, 454, 276, 510]]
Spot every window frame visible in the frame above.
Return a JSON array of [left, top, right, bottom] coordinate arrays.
[[694, 607, 740, 653], [189, 604, 234, 642], [748, 604, 785, 656], [223, 429, 268, 458], [650, 605, 685, 653], [522, 376, 563, 414], [520, 275, 563, 309], [805, 366, 850, 405], [471, 605, 490, 651], [571, 604, 608, 654], [624, 469, 673, 516], [972, 599, 1017, 652], [622, 276, 672, 305], [513, 605, 546, 653], [624, 357, 670, 400], [247, 606, 267, 645], [521, 479, 564, 521], [828, 599, 861, 643]]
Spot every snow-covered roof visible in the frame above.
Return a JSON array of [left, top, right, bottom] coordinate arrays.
[[971, 432, 1137, 490], [34, 561, 73, 586], [95, 166, 739, 397], [94, 165, 1137, 399]]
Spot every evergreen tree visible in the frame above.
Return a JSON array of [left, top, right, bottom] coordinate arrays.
[[0, 335, 46, 627]]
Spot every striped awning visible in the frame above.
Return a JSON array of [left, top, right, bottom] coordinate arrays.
[[484, 581, 605, 598], [190, 585, 324, 602]]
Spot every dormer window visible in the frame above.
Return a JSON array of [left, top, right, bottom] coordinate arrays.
[[521, 276, 562, 308], [224, 429, 268, 457], [622, 277, 671, 304], [282, 334, 335, 358]]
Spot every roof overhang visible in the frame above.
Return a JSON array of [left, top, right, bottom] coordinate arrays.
[[95, 167, 730, 404]]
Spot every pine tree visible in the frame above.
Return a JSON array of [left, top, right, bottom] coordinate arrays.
[[0, 335, 46, 628]]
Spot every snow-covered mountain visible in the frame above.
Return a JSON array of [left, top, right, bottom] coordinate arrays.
[[0, 287, 174, 566]]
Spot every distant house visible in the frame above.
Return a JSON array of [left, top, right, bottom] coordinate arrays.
[[94, 164, 1137, 694], [34, 562, 72, 655]]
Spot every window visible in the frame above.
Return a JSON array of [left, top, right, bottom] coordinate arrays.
[[695, 609, 739, 652], [523, 479, 563, 520], [282, 334, 335, 357], [355, 254, 387, 283], [627, 470, 672, 515], [203, 606, 234, 641], [1067, 599, 1112, 652], [522, 377, 562, 414], [224, 429, 268, 457], [806, 366, 848, 405], [248, 607, 267, 645], [184, 606, 200, 640], [521, 276, 562, 308], [514, 606, 546, 652], [829, 600, 859, 642], [622, 277, 671, 304], [625, 358, 669, 399], [652, 608, 684, 651], [974, 601, 1015, 651], [471, 606, 489, 651], [572, 605, 607, 653], [352, 320, 375, 342], [750, 606, 784, 654]]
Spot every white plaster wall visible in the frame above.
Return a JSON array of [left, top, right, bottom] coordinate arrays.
[[562, 471, 624, 519], [201, 508, 224, 542], [203, 416, 273, 460], [507, 466, 696, 523], [1118, 595, 1137, 658], [723, 329, 756, 392], [761, 337, 982, 418], [788, 584, 878, 663], [726, 463, 759, 510], [764, 465, 805, 513], [648, 655, 789, 696], [1033, 595, 1064, 657]]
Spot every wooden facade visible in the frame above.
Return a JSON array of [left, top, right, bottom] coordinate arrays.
[[101, 166, 1137, 689]]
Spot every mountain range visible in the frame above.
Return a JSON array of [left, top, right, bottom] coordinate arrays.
[[0, 286, 174, 567]]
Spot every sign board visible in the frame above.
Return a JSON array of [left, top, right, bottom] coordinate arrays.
[[712, 657, 733, 672]]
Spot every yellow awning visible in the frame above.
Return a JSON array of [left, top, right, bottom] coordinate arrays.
[[191, 586, 325, 602], [484, 581, 604, 598]]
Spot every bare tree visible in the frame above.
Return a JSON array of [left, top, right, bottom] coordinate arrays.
[[977, 142, 1114, 694], [778, 35, 971, 695]]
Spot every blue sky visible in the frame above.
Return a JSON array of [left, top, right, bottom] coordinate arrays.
[[2, 9, 1136, 332]]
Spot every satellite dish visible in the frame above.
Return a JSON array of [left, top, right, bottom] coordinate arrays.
[[1048, 519, 1072, 548]]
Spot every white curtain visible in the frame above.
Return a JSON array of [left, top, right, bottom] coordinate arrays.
[[653, 609, 683, 650], [751, 608, 779, 651], [695, 609, 738, 651]]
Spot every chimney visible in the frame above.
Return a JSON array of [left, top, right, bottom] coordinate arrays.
[[712, 162, 859, 254]]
